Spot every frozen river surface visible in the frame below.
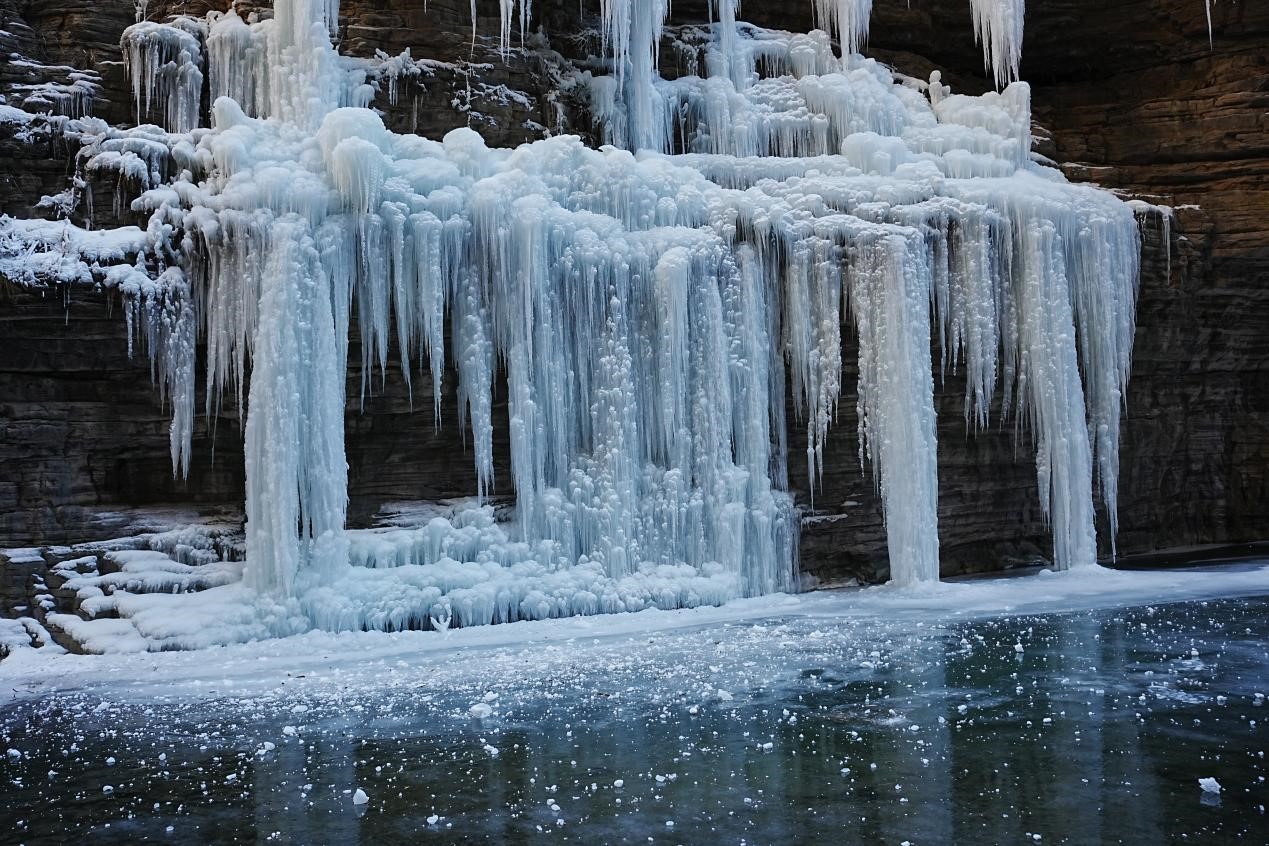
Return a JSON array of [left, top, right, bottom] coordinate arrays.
[[2, 564, 1268, 844]]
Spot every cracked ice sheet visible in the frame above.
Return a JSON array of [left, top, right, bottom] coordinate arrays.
[[3, 562, 1267, 703]]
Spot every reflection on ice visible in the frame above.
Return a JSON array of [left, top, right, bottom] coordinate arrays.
[[3, 585, 1267, 843]]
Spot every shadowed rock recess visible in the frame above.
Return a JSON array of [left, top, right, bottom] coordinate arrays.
[[0, 0, 1265, 593]]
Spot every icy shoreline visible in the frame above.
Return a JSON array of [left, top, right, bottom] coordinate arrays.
[[3, 562, 1266, 701]]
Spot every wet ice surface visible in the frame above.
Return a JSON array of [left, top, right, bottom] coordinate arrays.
[[4, 573, 1269, 844]]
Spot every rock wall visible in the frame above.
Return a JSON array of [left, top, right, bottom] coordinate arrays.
[[1021, 0, 1269, 559], [777, 0, 1269, 582], [0, 0, 1265, 583], [1, 0, 539, 546]]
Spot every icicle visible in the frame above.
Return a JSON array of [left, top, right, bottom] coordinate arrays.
[[968, 0, 1026, 88], [494, 0, 533, 52], [120, 20, 205, 133], [812, 0, 874, 56]]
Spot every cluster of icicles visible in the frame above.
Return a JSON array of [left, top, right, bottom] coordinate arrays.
[[499, 0, 1027, 91], [92, 0, 1138, 639]]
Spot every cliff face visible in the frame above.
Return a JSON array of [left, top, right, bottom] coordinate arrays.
[[785, 0, 1269, 581], [0, 0, 541, 545], [1021, 0, 1269, 558], [0, 0, 1265, 581]]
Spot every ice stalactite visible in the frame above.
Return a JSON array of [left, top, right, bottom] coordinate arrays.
[[0, 0, 1143, 645], [969, 0, 1027, 89], [121, 20, 205, 133], [1064, 200, 1140, 559], [1013, 218, 1097, 571], [494, 0, 534, 52], [812, 0, 875, 56], [809, 0, 1026, 86]]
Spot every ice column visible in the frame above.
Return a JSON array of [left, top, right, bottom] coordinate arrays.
[[202, 1, 367, 126], [268, 0, 349, 128], [849, 234, 940, 585], [244, 219, 349, 595]]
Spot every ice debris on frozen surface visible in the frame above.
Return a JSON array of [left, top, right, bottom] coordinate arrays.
[[0, 0, 1145, 647]]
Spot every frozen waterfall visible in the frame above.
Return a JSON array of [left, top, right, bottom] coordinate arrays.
[[0, 0, 1140, 644]]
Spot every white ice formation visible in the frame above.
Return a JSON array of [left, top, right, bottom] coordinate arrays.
[[121, 19, 206, 133], [0, 0, 1142, 645]]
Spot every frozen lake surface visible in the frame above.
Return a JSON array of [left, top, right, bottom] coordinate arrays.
[[3, 564, 1268, 843]]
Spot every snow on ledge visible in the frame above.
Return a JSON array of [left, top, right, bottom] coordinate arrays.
[[0, 216, 147, 287]]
